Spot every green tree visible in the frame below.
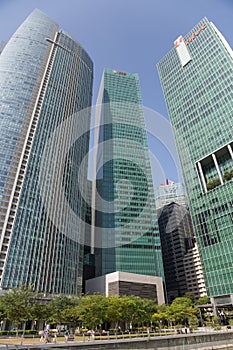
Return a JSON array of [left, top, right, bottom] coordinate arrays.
[[195, 296, 211, 325], [112, 296, 153, 330], [115, 296, 138, 329], [184, 292, 195, 303], [195, 296, 211, 306], [0, 284, 39, 334], [45, 295, 78, 326], [138, 298, 158, 327], [152, 304, 169, 328], [168, 297, 197, 328], [77, 294, 108, 330], [106, 295, 126, 330]]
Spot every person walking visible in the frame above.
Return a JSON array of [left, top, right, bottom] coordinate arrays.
[[39, 330, 44, 343], [87, 330, 91, 341], [45, 330, 50, 343], [65, 329, 69, 342]]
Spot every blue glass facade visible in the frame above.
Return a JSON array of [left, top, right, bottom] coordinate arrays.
[[0, 9, 93, 294]]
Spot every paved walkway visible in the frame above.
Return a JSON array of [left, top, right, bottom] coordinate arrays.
[[1, 331, 233, 350]]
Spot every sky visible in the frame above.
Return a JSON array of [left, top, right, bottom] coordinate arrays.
[[0, 0, 232, 186]]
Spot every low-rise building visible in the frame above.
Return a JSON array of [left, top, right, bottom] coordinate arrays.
[[86, 271, 165, 305]]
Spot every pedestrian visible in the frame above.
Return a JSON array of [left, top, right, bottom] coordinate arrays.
[[87, 330, 91, 341], [65, 329, 69, 342], [45, 330, 50, 343], [39, 330, 44, 343], [53, 332, 57, 343]]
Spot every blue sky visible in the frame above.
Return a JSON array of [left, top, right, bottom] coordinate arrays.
[[0, 0, 232, 185]]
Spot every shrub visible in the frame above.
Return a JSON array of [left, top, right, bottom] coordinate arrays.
[[0, 331, 10, 336], [223, 170, 233, 182], [24, 330, 38, 335], [207, 178, 221, 190], [213, 324, 221, 331], [0, 330, 38, 336]]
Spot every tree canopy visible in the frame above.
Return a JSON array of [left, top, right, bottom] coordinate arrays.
[[0, 286, 213, 332], [0, 284, 40, 329]]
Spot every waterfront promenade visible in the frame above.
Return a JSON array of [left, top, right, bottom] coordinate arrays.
[[0, 330, 233, 350]]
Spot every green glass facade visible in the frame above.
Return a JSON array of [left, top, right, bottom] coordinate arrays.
[[93, 69, 164, 280], [157, 18, 233, 298], [0, 9, 93, 294]]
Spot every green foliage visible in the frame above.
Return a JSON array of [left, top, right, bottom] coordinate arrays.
[[223, 170, 233, 182], [105, 295, 158, 330], [206, 178, 221, 190], [212, 316, 221, 330], [0, 286, 210, 332], [213, 323, 221, 330], [152, 297, 198, 328], [0, 329, 38, 336], [30, 302, 47, 322], [24, 329, 38, 334], [169, 297, 195, 325], [152, 304, 169, 327], [183, 292, 195, 303], [105, 295, 127, 328], [189, 316, 199, 329], [195, 296, 211, 306], [0, 284, 40, 328], [46, 295, 79, 325], [170, 296, 194, 308], [75, 294, 108, 329], [139, 297, 158, 325]]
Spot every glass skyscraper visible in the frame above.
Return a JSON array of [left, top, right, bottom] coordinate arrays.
[[92, 68, 164, 280], [0, 9, 93, 294], [157, 18, 233, 303]]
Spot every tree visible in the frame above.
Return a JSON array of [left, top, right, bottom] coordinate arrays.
[[106, 295, 126, 330], [30, 302, 48, 327], [45, 295, 78, 326], [184, 292, 195, 303], [115, 296, 149, 330], [0, 284, 39, 334], [152, 304, 169, 329], [76, 294, 108, 330], [168, 297, 197, 328], [195, 296, 211, 325], [195, 296, 211, 306], [106, 296, 132, 330], [138, 298, 158, 327], [104, 296, 158, 331]]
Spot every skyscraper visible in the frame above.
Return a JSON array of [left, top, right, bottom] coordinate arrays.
[[0, 9, 93, 294], [184, 239, 207, 300], [157, 202, 194, 303], [157, 18, 233, 305], [155, 182, 206, 302], [92, 68, 164, 280]]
